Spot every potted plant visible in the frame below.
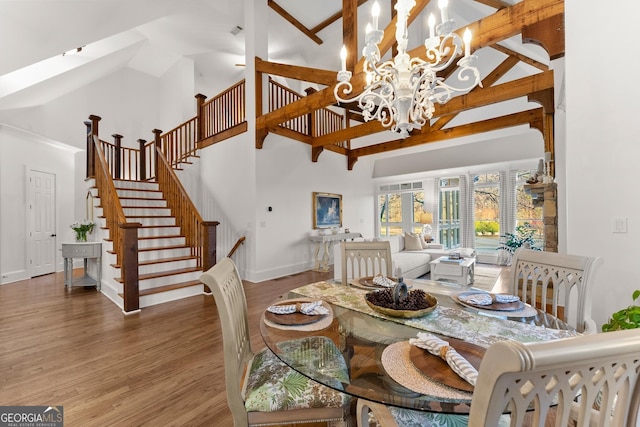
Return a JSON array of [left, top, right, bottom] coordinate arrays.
[[497, 222, 540, 253], [602, 290, 640, 332]]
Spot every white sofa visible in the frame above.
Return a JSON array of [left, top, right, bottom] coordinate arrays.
[[333, 235, 475, 283]]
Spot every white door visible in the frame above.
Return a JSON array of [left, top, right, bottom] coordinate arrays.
[[28, 170, 56, 277]]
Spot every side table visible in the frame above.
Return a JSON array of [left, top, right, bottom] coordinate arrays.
[[309, 232, 362, 272], [430, 256, 475, 286], [61, 242, 102, 291]]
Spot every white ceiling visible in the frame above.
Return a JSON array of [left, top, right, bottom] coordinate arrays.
[[0, 0, 549, 140]]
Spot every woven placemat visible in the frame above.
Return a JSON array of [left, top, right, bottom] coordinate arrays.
[[263, 298, 334, 331], [452, 292, 538, 318], [381, 341, 473, 403]]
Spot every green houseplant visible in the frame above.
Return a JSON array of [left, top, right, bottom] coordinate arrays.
[[497, 222, 541, 255], [602, 290, 640, 332]]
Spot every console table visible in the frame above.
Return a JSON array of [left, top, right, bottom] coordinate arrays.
[[309, 232, 362, 272], [61, 242, 102, 291]]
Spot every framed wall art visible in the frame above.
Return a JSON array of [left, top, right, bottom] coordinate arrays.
[[312, 192, 342, 229]]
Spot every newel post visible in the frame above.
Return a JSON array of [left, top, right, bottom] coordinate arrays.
[[152, 129, 162, 179], [138, 139, 147, 181], [305, 87, 317, 138], [195, 94, 207, 147], [202, 221, 220, 271], [112, 134, 123, 179], [86, 115, 101, 179], [121, 222, 141, 314]]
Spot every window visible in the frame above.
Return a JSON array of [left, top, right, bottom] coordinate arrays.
[[516, 171, 543, 246], [439, 178, 460, 249], [474, 173, 500, 254], [378, 182, 424, 237]]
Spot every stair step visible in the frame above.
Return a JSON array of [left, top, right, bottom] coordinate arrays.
[[138, 255, 198, 266], [115, 267, 201, 283], [138, 244, 191, 252], [130, 280, 203, 298]]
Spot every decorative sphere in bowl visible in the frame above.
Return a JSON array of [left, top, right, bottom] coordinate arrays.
[[365, 288, 437, 318]]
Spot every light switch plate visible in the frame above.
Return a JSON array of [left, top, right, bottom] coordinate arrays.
[[613, 217, 628, 233]]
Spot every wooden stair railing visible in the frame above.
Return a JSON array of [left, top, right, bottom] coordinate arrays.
[[227, 236, 246, 259], [154, 147, 219, 271], [92, 134, 141, 313]]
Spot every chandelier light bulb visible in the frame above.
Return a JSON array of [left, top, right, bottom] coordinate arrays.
[[340, 46, 347, 71], [438, 0, 449, 22], [463, 28, 472, 57], [428, 13, 436, 39], [372, 1, 380, 31]]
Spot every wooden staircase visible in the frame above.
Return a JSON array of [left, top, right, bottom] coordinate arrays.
[[99, 179, 205, 308]]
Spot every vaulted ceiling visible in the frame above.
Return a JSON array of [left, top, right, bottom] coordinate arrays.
[[0, 0, 563, 169]]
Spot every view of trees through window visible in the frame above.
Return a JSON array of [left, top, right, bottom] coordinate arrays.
[[515, 171, 543, 246], [474, 173, 500, 254], [473, 171, 543, 254], [378, 172, 542, 253], [379, 190, 425, 236], [439, 178, 460, 248]]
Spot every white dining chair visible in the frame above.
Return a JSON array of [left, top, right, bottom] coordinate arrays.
[[357, 328, 640, 427], [200, 257, 351, 427], [508, 248, 602, 333], [341, 240, 393, 286]]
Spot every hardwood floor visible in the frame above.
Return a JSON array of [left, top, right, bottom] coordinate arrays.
[[0, 266, 510, 426], [0, 268, 335, 426]]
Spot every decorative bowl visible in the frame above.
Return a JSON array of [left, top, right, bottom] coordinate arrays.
[[365, 291, 438, 318]]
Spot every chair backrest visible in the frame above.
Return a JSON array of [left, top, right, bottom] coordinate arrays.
[[200, 257, 252, 426], [341, 240, 393, 285], [469, 328, 640, 427], [508, 248, 601, 333]]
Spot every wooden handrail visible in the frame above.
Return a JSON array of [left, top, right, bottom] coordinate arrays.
[[93, 135, 141, 313], [227, 236, 246, 259], [155, 147, 217, 270]]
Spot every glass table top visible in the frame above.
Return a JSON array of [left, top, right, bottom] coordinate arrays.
[[260, 279, 576, 414]]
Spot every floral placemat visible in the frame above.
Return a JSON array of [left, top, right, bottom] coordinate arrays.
[[292, 281, 578, 348]]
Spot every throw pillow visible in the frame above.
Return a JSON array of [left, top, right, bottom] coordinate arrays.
[[404, 233, 423, 251]]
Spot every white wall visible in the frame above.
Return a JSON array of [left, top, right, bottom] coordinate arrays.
[[565, 0, 640, 328], [0, 64, 203, 150], [0, 125, 80, 284], [253, 134, 376, 282]]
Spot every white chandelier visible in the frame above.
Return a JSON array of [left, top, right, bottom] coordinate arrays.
[[334, 0, 481, 138]]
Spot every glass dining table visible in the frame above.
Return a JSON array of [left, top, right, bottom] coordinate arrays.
[[259, 279, 578, 415]]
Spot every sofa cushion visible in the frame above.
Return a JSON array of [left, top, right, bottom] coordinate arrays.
[[381, 235, 403, 254], [404, 233, 423, 251]]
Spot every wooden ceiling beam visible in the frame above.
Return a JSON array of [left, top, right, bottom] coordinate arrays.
[[474, 0, 511, 9], [406, 0, 563, 59], [255, 58, 337, 86], [268, 0, 323, 44], [523, 14, 565, 60], [257, 0, 563, 131], [343, 0, 358, 71], [311, 70, 553, 147], [431, 55, 520, 131], [491, 44, 549, 71], [351, 108, 544, 157], [310, 0, 369, 34]]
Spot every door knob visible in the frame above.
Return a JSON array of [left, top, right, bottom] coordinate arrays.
[[51, 234, 57, 237]]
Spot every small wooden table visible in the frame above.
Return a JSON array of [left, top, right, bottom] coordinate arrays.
[[61, 242, 102, 291], [430, 256, 475, 286]]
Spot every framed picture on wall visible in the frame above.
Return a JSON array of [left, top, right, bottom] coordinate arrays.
[[312, 192, 342, 229]]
